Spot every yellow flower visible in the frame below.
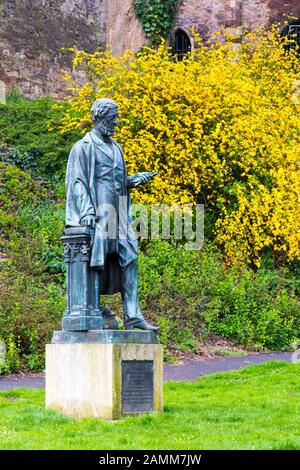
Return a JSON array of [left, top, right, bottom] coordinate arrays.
[[56, 27, 300, 266]]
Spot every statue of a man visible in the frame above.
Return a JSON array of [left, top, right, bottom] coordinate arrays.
[[65, 98, 158, 331]]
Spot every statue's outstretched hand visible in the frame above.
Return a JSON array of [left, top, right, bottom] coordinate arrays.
[[136, 171, 158, 186], [80, 215, 96, 228]]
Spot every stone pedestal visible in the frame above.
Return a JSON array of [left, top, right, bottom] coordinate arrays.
[[46, 331, 163, 420], [61, 227, 104, 331]]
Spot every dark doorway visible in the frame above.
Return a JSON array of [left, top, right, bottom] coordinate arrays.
[[172, 29, 192, 60], [281, 20, 300, 51]]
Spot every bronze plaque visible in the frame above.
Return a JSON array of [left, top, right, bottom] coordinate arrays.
[[122, 360, 154, 413]]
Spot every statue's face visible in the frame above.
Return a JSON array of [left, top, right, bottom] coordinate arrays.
[[95, 108, 118, 138]]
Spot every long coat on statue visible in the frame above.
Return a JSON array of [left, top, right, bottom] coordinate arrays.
[[65, 130, 138, 295]]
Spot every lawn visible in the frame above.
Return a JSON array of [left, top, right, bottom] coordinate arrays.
[[0, 362, 299, 450]]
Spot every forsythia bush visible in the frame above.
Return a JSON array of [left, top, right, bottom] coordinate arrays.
[[58, 27, 300, 266]]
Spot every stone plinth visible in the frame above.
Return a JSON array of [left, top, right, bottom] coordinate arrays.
[[61, 227, 104, 332], [45, 331, 163, 420]]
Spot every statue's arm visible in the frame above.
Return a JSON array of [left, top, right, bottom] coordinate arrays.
[[66, 143, 96, 227], [76, 180, 96, 227], [117, 140, 157, 188], [127, 172, 158, 188], [127, 174, 141, 188]]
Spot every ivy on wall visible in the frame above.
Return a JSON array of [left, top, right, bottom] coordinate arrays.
[[134, 0, 181, 46]]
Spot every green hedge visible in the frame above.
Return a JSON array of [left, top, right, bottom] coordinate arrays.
[[0, 91, 76, 180], [138, 240, 300, 352]]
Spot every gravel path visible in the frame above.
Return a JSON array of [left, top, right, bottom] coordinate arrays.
[[163, 351, 293, 382], [0, 351, 293, 391]]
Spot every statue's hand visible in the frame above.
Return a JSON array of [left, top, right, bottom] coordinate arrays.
[[127, 172, 158, 188], [139, 172, 150, 184], [80, 215, 96, 228], [136, 172, 158, 186]]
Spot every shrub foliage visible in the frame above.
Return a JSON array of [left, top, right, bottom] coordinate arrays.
[[0, 91, 76, 180], [134, 0, 181, 46], [58, 28, 300, 267]]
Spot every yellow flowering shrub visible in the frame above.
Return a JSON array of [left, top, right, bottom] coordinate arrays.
[[57, 27, 300, 266]]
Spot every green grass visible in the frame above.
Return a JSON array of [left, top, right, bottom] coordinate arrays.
[[0, 362, 300, 450], [215, 348, 247, 357]]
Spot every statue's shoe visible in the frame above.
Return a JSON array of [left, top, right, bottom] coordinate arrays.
[[125, 319, 159, 332]]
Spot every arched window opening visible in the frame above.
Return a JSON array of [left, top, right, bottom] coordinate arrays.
[[281, 20, 300, 51], [172, 29, 191, 60]]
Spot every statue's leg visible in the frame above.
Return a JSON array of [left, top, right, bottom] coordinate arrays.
[[118, 240, 158, 331], [120, 256, 143, 323]]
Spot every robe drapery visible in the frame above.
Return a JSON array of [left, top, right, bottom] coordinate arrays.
[[65, 131, 138, 294]]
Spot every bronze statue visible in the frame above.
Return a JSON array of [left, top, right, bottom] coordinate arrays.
[[65, 98, 158, 331]]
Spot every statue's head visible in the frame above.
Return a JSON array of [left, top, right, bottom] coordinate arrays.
[[91, 98, 118, 139]]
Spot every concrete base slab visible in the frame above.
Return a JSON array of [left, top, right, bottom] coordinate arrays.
[[46, 342, 163, 420]]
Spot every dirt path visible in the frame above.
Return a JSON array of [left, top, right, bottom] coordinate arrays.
[[0, 351, 293, 391]]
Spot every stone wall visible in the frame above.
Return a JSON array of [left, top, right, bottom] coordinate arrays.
[[105, 0, 145, 57], [0, 0, 106, 99], [176, 0, 300, 40], [0, 0, 299, 99]]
